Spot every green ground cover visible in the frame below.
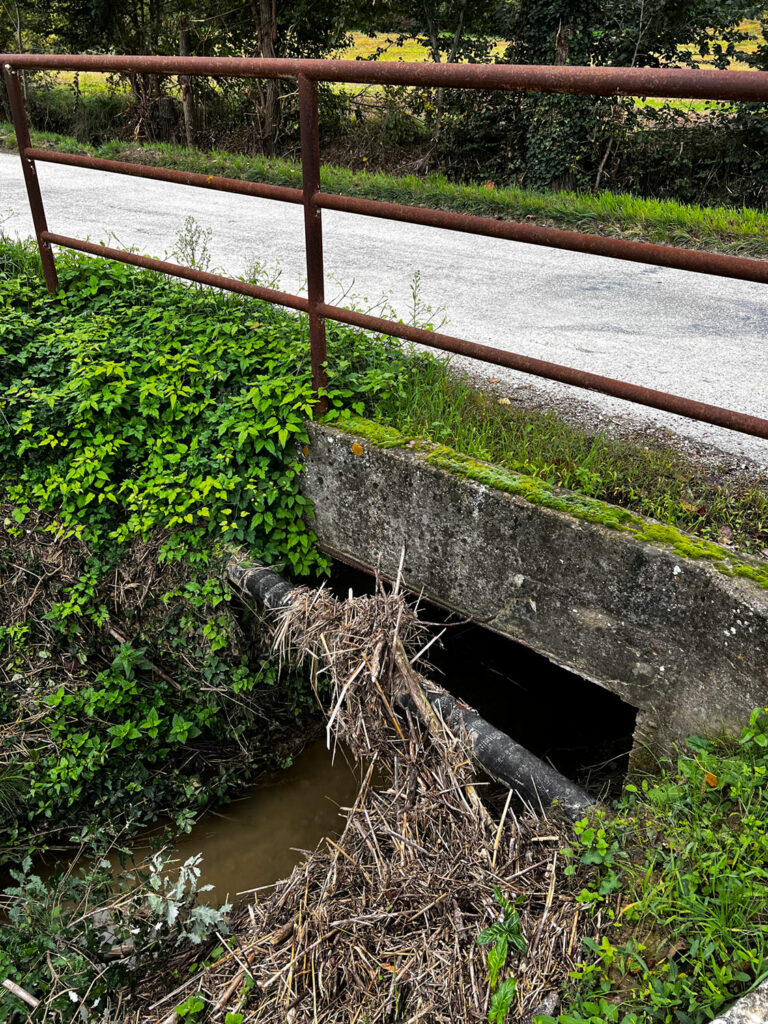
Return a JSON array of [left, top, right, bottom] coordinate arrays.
[[4, 122, 768, 258], [0, 238, 414, 862], [543, 708, 768, 1024]]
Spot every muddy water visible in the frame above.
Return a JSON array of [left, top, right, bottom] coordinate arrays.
[[161, 740, 362, 903], [0, 741, 361, 908]]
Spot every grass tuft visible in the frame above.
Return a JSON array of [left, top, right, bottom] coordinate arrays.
[[366, 359, 768, 557], [549, 709, 768, 1024]]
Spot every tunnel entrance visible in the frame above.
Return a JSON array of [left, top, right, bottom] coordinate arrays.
[[329, 559, 637, 797]]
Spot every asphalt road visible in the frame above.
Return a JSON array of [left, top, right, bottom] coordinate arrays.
[[2, 151, 767, 467]]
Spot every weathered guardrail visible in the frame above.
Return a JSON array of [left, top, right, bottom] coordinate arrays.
[[3, 53, 768, 438]]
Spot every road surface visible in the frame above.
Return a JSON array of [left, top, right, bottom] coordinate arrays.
[[2, 151, 767, 467]]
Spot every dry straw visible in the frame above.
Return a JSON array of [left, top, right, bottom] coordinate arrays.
[[142, 570, 596, 1023]]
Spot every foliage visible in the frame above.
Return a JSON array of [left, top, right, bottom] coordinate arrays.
[[0, 841, 229, 1023], [537, 708, 768, 1024], [477, 885, 526, 1023], [12, 0, 353, 151], [0, 237, 418, 856], [8, 3, 768, 204], [437, 0, 766, 192], [25, 78, 131, 145]]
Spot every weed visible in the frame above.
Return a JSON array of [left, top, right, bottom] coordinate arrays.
[[477, 886, 526, 1022], [0, 842, 228, 1023], [170, 214, 215, 278], [539, 708, 768, 1024]]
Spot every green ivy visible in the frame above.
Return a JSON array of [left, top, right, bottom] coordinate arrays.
[[0, 243, 418, 858]]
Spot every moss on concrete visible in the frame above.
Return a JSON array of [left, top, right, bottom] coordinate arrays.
[[338, 414, 768, 590], [332, 417, 406, 448]]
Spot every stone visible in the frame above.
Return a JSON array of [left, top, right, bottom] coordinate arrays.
[[712, 978, 768, 1024]]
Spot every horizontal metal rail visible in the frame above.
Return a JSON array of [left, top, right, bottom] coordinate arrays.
[[315, 192, 768, 285], [27, 147, 768, 284], [2, 53, 767, 441], [5, 53, 768, 101], [27, 148, 303, 204], [317, 302, 768, 438], [41, 232, 309, 312]]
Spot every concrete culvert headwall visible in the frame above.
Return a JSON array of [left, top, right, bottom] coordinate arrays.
[[298, 418, 768, 770]]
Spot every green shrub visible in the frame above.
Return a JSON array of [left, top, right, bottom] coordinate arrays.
[[0, 843, 229, 1023], [0, 241, 416, 857], [27, 83, 130, 145]]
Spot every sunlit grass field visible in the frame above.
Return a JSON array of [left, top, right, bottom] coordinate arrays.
[[45, 21, 765, 113], [677, 16, 763, 70], [337, 31, 510, 61], [49, 70, 115, 92]]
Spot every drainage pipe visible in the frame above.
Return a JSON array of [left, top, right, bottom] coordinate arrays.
[[227, 560, 296, 610], [400, 686, 593, 820], [227, 560, 594, 820]]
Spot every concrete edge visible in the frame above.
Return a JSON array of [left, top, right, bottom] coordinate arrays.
[[333, 415, 768, 592], [712, 977, 768, 1023]]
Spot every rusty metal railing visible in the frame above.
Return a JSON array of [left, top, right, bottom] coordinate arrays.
[[2, 53, 768, 439]]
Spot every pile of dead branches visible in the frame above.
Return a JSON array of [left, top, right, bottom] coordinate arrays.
[[140, 575, 596, 1024]]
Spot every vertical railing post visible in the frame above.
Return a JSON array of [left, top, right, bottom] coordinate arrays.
[[2, 62, 59, 293], [298, 73, 328, 413]]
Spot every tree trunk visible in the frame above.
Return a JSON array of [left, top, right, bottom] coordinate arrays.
[[14, 2, 27, 103], [554, 19, 571, 64], [260, 0, 279, 154], [179, 16, 196, 148], [250, 0, 279, 154], [423, 0, 467, 153]]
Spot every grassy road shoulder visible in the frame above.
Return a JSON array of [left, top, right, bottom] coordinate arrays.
[[4, 123, 768, 259]]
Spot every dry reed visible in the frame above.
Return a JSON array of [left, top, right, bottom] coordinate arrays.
[[140, 573, 596, 1023]]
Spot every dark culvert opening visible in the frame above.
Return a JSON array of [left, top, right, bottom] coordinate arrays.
[[328, 559, 637, 798]]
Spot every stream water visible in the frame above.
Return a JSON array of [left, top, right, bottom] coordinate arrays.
[[126, 740, 361, 905], [177, 740, 360, 901], [0, 740, 361, 911]]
